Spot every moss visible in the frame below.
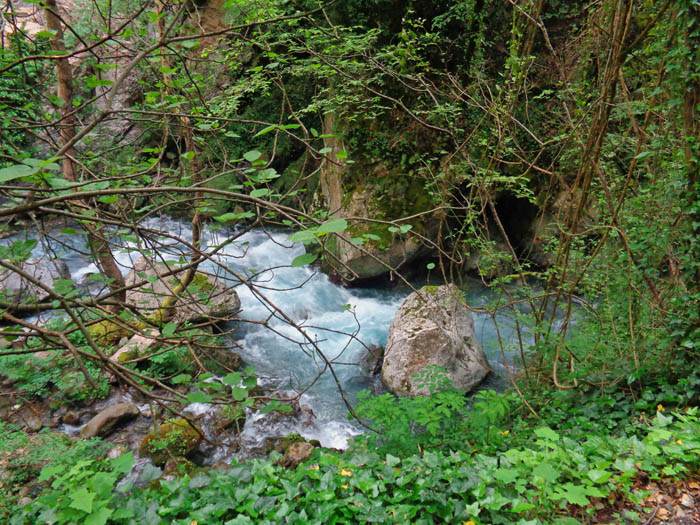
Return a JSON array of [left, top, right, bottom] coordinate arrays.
[[87, 320, 129, 347], [139, 418, 202, 466]]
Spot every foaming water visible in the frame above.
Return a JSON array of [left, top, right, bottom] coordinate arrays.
[[5, 217, 530, 450]]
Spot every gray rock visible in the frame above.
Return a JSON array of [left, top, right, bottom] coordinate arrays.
[[0, 257, 70, 303], [24, 413, 43, 433], [79, 403, 140, 439], [124, 257, 240, 323], [381, 284, 489, 397]]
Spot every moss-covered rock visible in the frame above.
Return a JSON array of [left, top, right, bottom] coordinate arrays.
[[318, 163, 440, 282], [139, 418, 202, 466], [87, 319, 129, 346]]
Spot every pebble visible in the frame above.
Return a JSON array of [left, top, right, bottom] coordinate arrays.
[[680, 493, 694, 508]]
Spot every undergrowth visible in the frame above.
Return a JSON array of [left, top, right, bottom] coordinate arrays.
[[5, 410, 700, 524]]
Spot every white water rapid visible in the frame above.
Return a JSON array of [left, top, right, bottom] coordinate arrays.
[[6, 216, 522, 454]]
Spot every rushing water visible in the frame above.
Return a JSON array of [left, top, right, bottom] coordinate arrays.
[[5, 216, 527, 454]]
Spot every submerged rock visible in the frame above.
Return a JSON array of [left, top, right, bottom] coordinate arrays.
[[0, 257, 70, 303], [79, 403, 140, 439], [139, 418, 202, 466], [381, 284, 489, 397]]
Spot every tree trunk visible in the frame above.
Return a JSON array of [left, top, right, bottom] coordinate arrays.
[[44, 0, 127, 312]]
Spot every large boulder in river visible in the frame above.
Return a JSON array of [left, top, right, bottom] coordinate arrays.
[[381, 284, 489, 397], [125, 257, 240, 323], [0, 257, 70, 303]]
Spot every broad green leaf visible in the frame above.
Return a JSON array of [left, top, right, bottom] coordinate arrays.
[[534, 426, 560, 441], [232, 386, 248, 401], [291, 253, 317, 267], [493, 468, 518, 484], [186, 391, 212, 404], [110, 451, 134, 474], [0, 163, 36, 183], [250, 188, 270, 198], [243, 150, 262, 163], [288, 229, 318, 244], [161, 323, 177, 337], [222, 372, 242, 386], [69, 488, 95, 513], [317, 219, 348, 235], [533, 462, 560, 483], [587, 469, 611, 484], [84, 507, 112, 525]]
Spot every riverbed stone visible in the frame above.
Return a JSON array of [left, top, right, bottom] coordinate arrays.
[[139, 418, 202, 466], [125, 257, 240, 324], [0, 257, 70, 303], [111, 329, 160, 365], [79, 403, 140, 439], [381, 284, 489, 397], [277, 441, 315, 469]]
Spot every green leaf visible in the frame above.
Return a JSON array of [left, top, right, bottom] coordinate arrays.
[[214, 211, 255, 222], [161, 323, 177, 337], [291, 253, 318, 267], [556, 483, 589, 506], [186, 391, 212, 404], [85, 507, 113, 525], [250, 188, 270, 198], [534, 426, 560, 441], [69, 488, 95, 513], [232, 386, 248, 401], [222, 372, 242, 386], [386, 454, 401, 467], [587, 469, 611, 484], [533, 462, 560, 483], [254, 125, 277, 137], [493, 468, 518, 484], [317, 219, 348, 235], [318, 147, 332, 154], [288, 229, 318, 244], [426, 262, 436, 270], [0, 163, 37, 183], [243, 150, 262, 163], [110, 451, 134, 474]]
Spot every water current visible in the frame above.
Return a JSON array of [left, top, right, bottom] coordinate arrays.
[[6, 216, 524, 454]]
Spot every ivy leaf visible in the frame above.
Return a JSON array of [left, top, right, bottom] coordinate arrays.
[[69, 488, 95, 513], [291, 253, 317, 267]]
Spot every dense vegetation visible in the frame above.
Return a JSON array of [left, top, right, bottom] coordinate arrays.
[[0, 0, 698, 523]]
